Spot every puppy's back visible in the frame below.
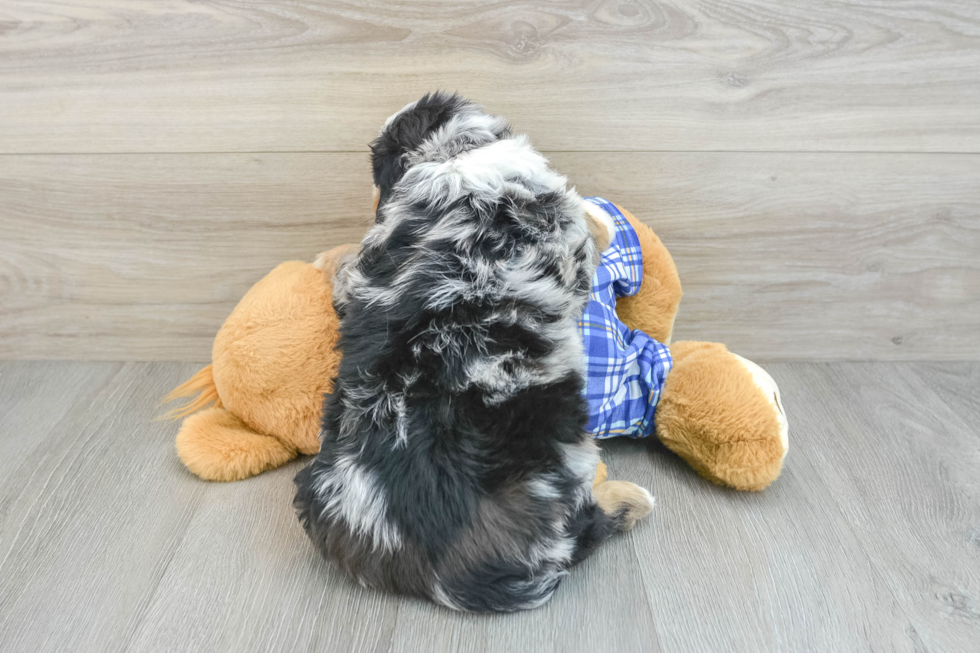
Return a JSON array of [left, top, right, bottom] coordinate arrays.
[[295, 93, 643, 612]]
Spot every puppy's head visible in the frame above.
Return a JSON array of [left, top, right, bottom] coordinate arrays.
[[370, 92, 510, 216]]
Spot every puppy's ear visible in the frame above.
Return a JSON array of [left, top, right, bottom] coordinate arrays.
[[370, 92, 468, 210]]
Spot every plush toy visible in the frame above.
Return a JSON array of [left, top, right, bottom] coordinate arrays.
[[164, 203, 788, 491]]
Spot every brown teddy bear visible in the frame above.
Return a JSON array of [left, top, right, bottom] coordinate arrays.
[[164, 204, 787, 491]]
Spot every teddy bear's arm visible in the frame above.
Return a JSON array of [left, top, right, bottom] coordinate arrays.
[[313, 243, 361, 277], [613, 206, 682, 345], [313, 243, 361, 317]]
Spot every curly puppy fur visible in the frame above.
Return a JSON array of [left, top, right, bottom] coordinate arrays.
[[294, 93, 652, 612]]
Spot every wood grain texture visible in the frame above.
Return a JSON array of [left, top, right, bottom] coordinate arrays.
[[910, 362, 980, 432], [555, 151, 980, 362], [1, 1, 979, 153], [0, 153, 375, 360], [773, 362, 980, 652], [2, 152, 977, 361], [2, 361, 979, 651], [0, 362, 209, 653]]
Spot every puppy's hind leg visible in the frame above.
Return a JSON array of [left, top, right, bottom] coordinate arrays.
[[566, 473, 654, 567], [593, 480, 654, 532]]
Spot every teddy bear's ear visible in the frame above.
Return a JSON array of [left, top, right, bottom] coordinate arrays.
[[584, 205, 612, 253]]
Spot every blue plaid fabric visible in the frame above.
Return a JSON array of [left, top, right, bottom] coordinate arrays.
[[580, 197, 672, 439]]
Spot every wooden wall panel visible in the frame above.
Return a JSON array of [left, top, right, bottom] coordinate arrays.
[[1, 152, 976, 361], [554, 152, 980, 361], [1, 0, 979, 153], [0, 153, 374, 360]]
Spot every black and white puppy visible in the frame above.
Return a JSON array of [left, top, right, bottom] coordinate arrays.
[[295, 92, 652, 612]]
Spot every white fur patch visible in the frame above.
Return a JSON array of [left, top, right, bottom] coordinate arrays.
[[393, 393, 409, 448], [638, 487, 656, 511], [584, 202, 616, 251], [527, 476, 562, 501], [315, 455, 402, 552], [401, 137, 565, 210], [732, 353, 789, 459], [431, 580, 464, 611], [559, 439, 601, 506]]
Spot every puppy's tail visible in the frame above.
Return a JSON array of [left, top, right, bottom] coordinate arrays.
[[435, 482, 654, 613], [158, 364, 222, 420], [431, 560, 567, 613]]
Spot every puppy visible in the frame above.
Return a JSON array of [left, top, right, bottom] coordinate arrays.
[[295, 92, 652, 612]]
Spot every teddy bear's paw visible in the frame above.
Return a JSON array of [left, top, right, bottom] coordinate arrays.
[[593, 480, 654, 531], [176, 407, 298, 481], [731, 353, 789, 459]]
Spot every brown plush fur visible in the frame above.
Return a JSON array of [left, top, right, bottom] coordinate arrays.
[[169, 260, 342, 480], [585, 212, 612, 253], [655, 341, 785, 491], [614, 206, 682, 345], [210, 260, 340, 456], [164, 208, 785, 491], [177, 407, 296, 481], [162, 364, 223, 419]]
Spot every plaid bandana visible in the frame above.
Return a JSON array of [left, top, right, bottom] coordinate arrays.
[[580, 197, 672, 439]]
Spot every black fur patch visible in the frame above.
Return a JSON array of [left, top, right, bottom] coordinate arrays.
[[370, 92, 467, 210]]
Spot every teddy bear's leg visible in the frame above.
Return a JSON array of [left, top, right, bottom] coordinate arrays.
[[176, 407, 299, 482], [614, 207, 682, 345], [654, 341, 788, 491]]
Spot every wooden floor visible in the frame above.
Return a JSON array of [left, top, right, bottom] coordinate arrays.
[[0, 360, 977, 652]]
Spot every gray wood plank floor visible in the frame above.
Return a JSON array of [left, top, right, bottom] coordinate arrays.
[[1, 361, 977, 652]]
